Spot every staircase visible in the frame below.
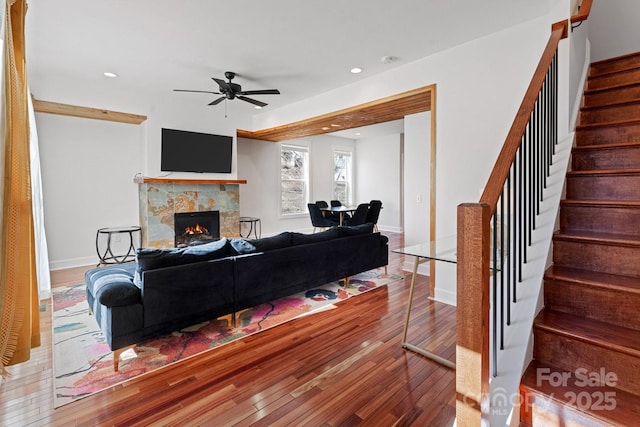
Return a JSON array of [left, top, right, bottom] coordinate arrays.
[[520, 52, 640, 425]]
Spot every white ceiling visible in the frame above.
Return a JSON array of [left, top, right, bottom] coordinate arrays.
[[25, 0, 553, 116]]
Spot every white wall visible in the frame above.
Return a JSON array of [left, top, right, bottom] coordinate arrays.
[[403, 112, 431, 246], [589, 0, 640, 62], [355, 133, 403, 232], [250, 15, 556, 304], [237, 134, 355, 236], [36, 114, 143, 269], [37, 5, 568, 278]]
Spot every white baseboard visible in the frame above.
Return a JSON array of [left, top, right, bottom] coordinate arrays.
[[432, 287, 456, 306], [49, 256, 96, 271], [378, 224, 403, 233]]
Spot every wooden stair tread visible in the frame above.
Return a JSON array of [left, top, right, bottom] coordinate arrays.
[[580, 98, 640, 112], [561, 199, 640, 208], [554, 230, 640, 247], [567, 168, 640, 176], [591, 51, 640, 67], [522, 360, 640, 425], [572, 140, 640, 151], [589, 64, 640, 79], [584, 81, 640, 96], [534, 310, 640, 358], [576, 117, 640, 130], [544, 265, 640, 295]]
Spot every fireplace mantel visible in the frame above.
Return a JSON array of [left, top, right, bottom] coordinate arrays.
[[134, 176, 247, 185]]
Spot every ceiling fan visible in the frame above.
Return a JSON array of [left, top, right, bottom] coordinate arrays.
[[173, 71, 280, 108]]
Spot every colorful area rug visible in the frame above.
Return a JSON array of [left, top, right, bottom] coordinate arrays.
[[52, 268, 401, 407]]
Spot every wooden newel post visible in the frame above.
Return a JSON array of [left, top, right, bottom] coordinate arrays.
[[456, 203, 491, 426]]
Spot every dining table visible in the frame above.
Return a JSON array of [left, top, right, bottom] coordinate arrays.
[[319, 205, 357, 226]]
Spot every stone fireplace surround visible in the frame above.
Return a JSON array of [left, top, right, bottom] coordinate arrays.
[[135, 177, 247, 248]]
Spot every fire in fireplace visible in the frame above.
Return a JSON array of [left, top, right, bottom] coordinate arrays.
[[174, 210, 220, 247]]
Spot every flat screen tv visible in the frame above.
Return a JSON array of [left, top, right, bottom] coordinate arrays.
[[161, 128, 233, 173]]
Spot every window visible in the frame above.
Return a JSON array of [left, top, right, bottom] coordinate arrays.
[[280, 144, 310, 215], [333, 148, 353, 205]]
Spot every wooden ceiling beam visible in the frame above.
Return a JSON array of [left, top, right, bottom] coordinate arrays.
[[237, 85, 433, 142], [32, 98, 147, 125]]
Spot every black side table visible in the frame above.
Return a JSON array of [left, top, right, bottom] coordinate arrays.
[[96, 226, 141, 266], [239, 217, 261, 239]]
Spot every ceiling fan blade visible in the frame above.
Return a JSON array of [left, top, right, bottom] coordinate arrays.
[[238, 89, 280, 96], [238, 96, 267, 108], [212, 77, 232, 92], [208, 97, 226, 106], [174, 89, 221, 94]]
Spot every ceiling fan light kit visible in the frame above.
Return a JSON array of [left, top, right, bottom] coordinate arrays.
[[174, 71, 280, 108]]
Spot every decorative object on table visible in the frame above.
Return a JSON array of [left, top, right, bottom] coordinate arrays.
[[52, 268, 402, 408]]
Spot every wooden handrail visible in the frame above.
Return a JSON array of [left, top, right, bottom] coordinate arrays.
[[571, 0, 593, 24], [456, 19, 570, 425], [479, 20, 568, 213]]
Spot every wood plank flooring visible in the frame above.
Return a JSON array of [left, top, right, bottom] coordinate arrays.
[[0, 232, 457, 426]]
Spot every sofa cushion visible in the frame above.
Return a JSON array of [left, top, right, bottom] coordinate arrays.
[[249, 232, 292, 251], [135, 238, 231, 284], [291, 227, 340, 246], [339, 223, 374, 237], [229, 238, 257, 254]]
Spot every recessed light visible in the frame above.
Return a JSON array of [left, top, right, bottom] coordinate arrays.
[[355, 132, 361, 136], [322, 127, 330, 131], [103, 72, 118, 78], [350, 67, 363, 74], [254, 105, 262, 109], [331, 124, 340, 127]]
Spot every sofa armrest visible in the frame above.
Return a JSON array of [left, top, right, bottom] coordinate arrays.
[[85, 264, 141, 308]]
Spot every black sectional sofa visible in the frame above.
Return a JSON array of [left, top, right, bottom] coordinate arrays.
[[85, 224, 388, 370]]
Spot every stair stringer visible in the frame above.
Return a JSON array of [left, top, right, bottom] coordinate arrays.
[[489, 133, 573, 427]]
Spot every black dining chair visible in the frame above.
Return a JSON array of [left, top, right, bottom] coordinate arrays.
[[316, 200, 339, 221], [366, 200, 382, 232], [330, 200, 342, 207], [344, 203, 369, 226], [308, 203, 339, 233]]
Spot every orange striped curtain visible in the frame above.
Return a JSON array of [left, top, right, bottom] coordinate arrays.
[[0, 0, 40, 376]]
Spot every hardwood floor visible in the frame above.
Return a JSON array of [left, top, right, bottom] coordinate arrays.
[[0, 232, 457, 426]]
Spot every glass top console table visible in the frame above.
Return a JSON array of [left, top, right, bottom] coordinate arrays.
[[392, 236, 458, 369], [393, 236, 502, 369]]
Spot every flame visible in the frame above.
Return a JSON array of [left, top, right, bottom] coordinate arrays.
[[183, 223, 209, 235]]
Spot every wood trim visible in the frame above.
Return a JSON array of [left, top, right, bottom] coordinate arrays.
[[456, 203, 491, 425], [134, 177, 247, 185], [32, 98, 147, 124], [480, 20, 568, 211], [570, 0, 593, 24], [237, 85, 433, 142], [237, 86, 437, 294], [429, 86, 438, 297]]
